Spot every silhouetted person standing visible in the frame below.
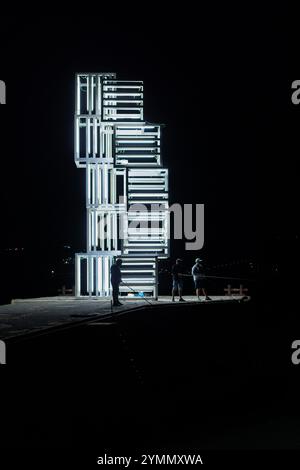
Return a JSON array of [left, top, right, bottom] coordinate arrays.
[[172, 258, 185, 302], [192, 258, 211, 301], [111, 258, 123, 306]]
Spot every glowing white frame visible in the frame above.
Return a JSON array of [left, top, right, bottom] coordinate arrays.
[[74, 73, 169, 298]]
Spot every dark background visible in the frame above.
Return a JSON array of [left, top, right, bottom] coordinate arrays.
[[0, 11, 298, 301], [1, 12, 300, 461]]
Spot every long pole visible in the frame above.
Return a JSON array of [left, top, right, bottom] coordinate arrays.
[[121, 282, 153, 306]]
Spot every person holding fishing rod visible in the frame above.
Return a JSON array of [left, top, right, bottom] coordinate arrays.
[[171, 258, 186, 302], [111, 258, 123, 306], [192, 258, 211, 301]]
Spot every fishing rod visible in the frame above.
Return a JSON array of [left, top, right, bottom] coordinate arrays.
[[121, 281, 153, 306], [179, 274, 254, 282], [159, 270, 254, 282]]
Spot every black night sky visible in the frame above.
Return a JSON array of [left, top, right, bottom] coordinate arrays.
[[0, 11, 298, 289]]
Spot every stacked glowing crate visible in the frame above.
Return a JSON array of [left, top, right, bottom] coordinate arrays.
[[74, 73, 169, 298]]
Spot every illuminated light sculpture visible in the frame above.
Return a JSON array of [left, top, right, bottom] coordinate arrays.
[[74, 74, 169, 298]]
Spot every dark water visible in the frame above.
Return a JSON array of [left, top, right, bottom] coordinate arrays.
[[1, 300, 299, 464]]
